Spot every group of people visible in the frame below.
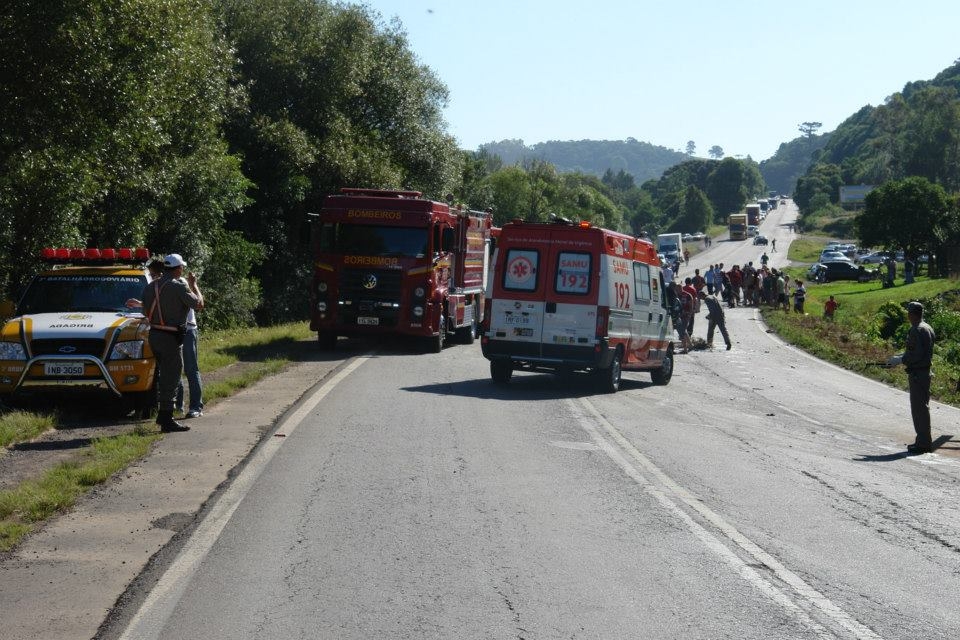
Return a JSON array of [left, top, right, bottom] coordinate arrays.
[[667, 271, 731, 353], [701, 262, 807, 314], [127, 253, 205, 433]]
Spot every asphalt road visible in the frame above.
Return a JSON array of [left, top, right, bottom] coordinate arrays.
[[95, 201, 960, 640]]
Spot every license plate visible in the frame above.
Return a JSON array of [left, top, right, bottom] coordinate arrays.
[[357, 317, 379, 326], [505, 315, 531, 325], [44, 362, 85, 376]]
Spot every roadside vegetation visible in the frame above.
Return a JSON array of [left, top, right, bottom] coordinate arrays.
[[764, 240, 960, 407], [0, 321, 312, 551]]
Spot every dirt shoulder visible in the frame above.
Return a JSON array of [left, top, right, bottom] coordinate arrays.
[[0, 344, 350, 640]]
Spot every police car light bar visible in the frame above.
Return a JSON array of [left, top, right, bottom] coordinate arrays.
[[40, 247, 150, 264]]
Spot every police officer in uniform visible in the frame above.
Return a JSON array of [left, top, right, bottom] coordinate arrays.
[[142, 253, 204, 432], [888, 301, 936, 453]]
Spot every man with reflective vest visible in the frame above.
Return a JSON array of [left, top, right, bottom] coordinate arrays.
[[141, 253, 204, 432]]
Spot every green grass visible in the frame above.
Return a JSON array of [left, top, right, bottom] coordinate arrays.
[[0, 411, 56, 448], [204, 358, 289, 403], [0, 428, 159, 550], [200, 322, 313, 371], [0, 321, 316, 552], [762, 276, 960, 405], [786, 237, 828, 264]]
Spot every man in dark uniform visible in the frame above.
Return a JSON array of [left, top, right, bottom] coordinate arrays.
[[142, 253, 204, 432], [698, 290, 732, 350], [888, 301, 935, 453]]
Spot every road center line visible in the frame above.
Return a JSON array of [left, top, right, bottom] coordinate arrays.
[[118, 356, 370, 640], [572, 396, 882, 640]]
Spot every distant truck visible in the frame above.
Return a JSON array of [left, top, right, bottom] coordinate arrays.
[[656, 233, 683, 266], [728, 213, 748, 240], [745, 203, 761, 226]]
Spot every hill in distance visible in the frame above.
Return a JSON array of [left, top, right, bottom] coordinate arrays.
[[478, 138, 690, 183]]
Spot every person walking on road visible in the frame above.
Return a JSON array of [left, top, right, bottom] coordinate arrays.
[[771, 238, 777, 252], [699, 290, 731, 350], [887, 301, 936, 453], [142, 253, 204, 433]]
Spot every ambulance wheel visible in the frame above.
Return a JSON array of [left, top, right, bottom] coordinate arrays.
[[317, 331, 337, 351], [651, 345, 674, 386], [491, 360, 513, 384], [598, 349, 622, 393], [456, 302, 478, 344]]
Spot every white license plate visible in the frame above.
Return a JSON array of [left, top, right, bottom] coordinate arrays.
[[44, 362, 85, 376], [357, 317, 379, 326], [505, 315, 531, 325]]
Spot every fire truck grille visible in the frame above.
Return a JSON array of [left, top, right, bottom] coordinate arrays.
[[30, 338, 106, 358], [340, 269, 403, 303]]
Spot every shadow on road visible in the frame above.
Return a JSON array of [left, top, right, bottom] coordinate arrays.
[[402, 372, 654, 401], [854, 434, 955, 462]]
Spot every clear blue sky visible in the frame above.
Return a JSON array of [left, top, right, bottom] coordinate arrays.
[[359, 0, 958, 161]]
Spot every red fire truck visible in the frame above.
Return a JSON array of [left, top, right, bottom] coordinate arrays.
[[310, 188, 493, 352]]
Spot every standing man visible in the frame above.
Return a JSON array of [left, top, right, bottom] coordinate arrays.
[[142, 254, 204, 433], [888, 302, 936, 453], [176, 275, 204, 419], [699, 290, 731, 350]]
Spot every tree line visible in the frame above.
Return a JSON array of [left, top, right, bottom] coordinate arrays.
[[0, 0, 768, 329], [790, 59, 960, 273]]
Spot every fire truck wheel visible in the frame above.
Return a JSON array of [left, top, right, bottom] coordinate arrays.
[[597, 348, 622, 393], [650, 345, 674, 386], [490, 360, 513, 384], [317, 331, 337, 351], [428, 313, 446, 353]]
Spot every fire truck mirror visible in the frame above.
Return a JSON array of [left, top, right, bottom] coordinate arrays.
[[442, 227, 455, 253]]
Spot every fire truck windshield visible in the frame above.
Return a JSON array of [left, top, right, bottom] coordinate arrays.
[[18, 274, 147, 314], [319, 223, 428, 258]]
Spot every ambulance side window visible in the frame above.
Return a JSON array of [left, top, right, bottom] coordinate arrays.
[[502, 248, 539, 292], [555, 252, 591, 295], [633, 263, 652, 301]]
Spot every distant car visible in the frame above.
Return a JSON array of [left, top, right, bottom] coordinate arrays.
[[689, 232, 705, 241], [812, 261, 879, 283], [858, 251, 895, 264], [753, 235, 768, 245], [819, 250, 852, 263], [747, 225, 759, 237]]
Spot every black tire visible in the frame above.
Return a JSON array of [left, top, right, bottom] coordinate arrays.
[[131, 383, 158, 420], [597, 349, 622, 393], [429, 312, 446, 353], [317, 331, 337, 350], [650, 345, 674, 386], [490, 360, 513, 384], [455, 301, 478, 344]]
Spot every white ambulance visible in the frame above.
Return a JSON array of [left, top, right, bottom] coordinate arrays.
[[480, 219, 674, 392]]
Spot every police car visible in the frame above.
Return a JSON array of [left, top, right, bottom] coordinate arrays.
[[0, 248, 157, 416]]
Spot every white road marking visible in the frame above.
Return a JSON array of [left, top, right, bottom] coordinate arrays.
[[573, 396, 882, 640], [118, 357, 370, 640]]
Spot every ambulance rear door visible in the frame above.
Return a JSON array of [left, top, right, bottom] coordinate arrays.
[[487, 228, 550, 355], [539, 229, 602, 361]]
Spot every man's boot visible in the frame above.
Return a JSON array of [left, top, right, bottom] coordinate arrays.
[[157, 409, 190, 433]]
